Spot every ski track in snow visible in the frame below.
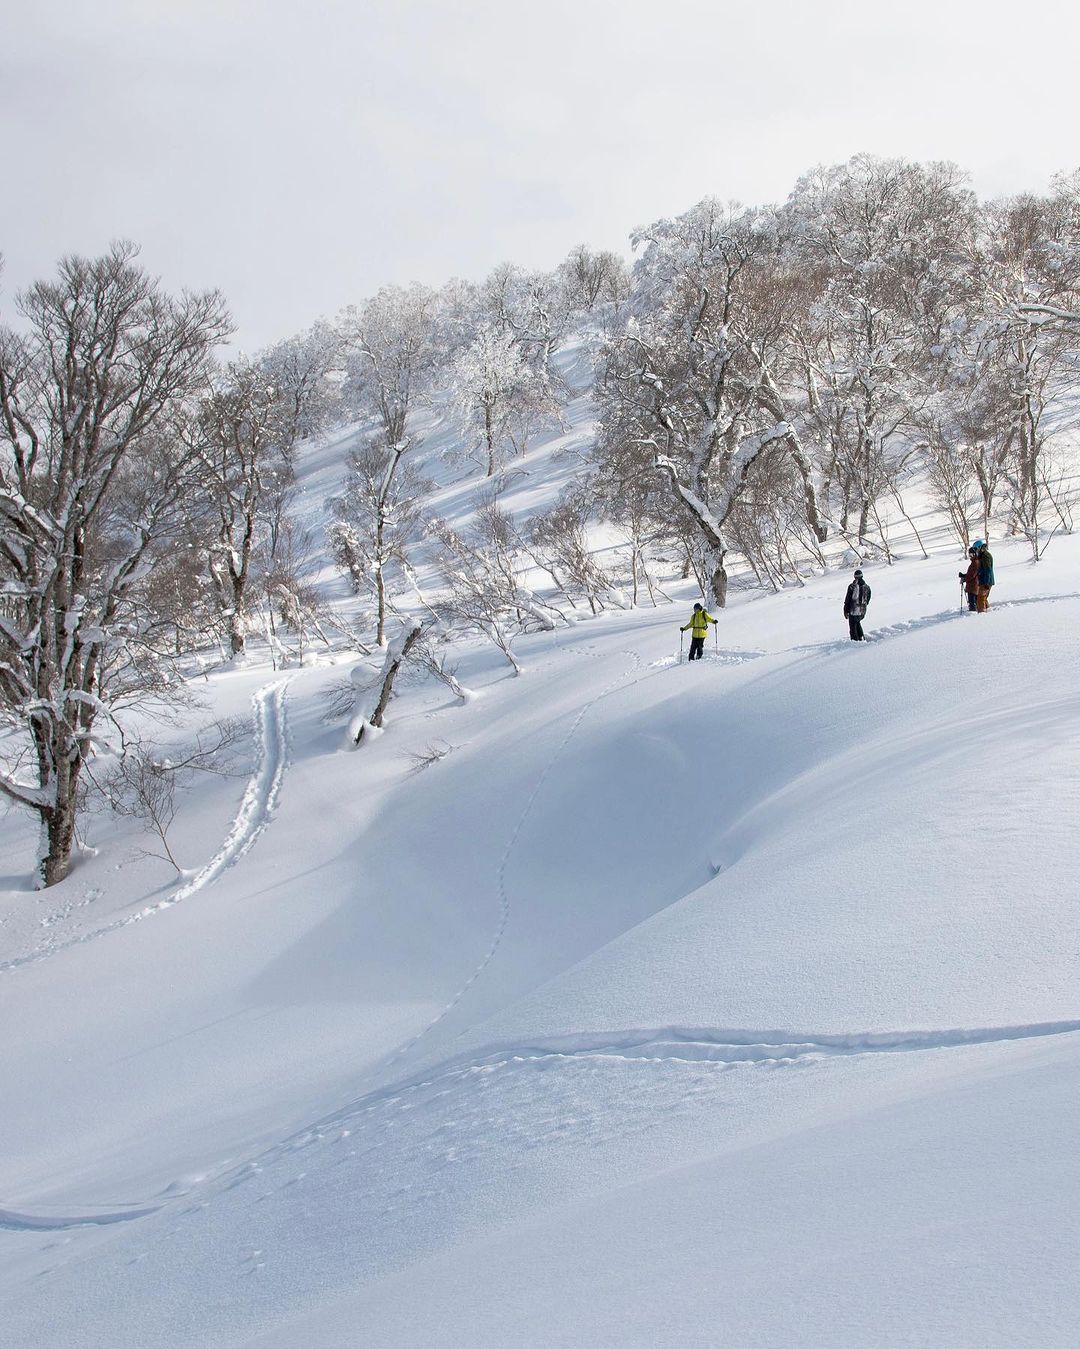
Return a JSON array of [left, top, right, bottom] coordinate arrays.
[[378, 632, 764, 1076], [798, 590, 1080, 653], [372, 607, 970, 1079], [375, 644, 654, 1075], [208, 1020, 1080, 1212], [10, 1018, 1080, 1235], [0, 679, 292, 975]]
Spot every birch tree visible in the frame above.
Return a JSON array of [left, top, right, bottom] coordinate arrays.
[[483, 262, 575, 378], [258, 322, 341, 452], [194, 361, 294, 657], [329, 440, 430, 645], [0, 243, 229, 886], [971, 181, 1080, 557], [430, 502, 563, 674], [339, 285, 440, 639], [558, 244, 630, 314], [596, 199, 819, 607], [784, 156, 977, 541], [341, 284, 440, 447], [449, 323, 558, 476], [345, 615, 424, 746]]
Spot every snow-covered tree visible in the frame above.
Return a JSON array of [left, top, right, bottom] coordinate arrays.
[[258, 511, 331, 666], [258, 322, 341, 452], [784, 156, 977, 542], [596, 199, 819, 607], [482, 262, 575, 379], [558, 244, 630, 314], [345, 615, 424, 746], [337, 285, 442, 640], [193, 361, 295, 657], [969, 180, 1080, 557], [526, 486, 620, 615], [450, 323, 560, 476], [330, 439, 430, 645], [0, 243, 229, 885], [341, 284, 440, 447], [430, 502, 563, 674]]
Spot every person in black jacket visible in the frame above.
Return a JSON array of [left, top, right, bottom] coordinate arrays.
[[843, 569, 871, 641], [959, 546, 979, 611]]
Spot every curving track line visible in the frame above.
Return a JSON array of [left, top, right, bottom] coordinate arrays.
[[378, 639, 766, 1075], [0, 678, 291, 974], [13, 1015, 1078, 1229], [223, 1014, 1080, 1190]]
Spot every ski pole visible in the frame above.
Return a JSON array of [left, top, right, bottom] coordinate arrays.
[[960, 578, 965, 614], [679, 629, 684, 663]]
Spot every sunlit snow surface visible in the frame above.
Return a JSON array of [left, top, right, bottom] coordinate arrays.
[[2, 380, 1079, 1345]]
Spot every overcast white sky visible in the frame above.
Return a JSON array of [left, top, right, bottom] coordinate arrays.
[[2, 0, 1077, 351]]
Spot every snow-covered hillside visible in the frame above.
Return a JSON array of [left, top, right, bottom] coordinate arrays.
[[2, 386, 1079, 1347]]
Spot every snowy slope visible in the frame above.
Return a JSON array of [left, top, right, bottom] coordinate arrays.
[[1, 390, 1079, 1346]]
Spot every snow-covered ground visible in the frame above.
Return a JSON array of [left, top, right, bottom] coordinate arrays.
[[2, 392, 1079, 1346]]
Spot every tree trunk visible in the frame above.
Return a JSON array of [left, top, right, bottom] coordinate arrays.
[[370, 624, 423, 728], [229, 611, 246, 656], [375, 560, 386, 647], [40, 760, 79, 888], [711, 561, 728, 610], [485, 400, 496, 477], [228, 572, 248, 656]]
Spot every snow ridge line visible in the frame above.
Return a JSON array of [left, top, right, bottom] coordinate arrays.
[[0, 1203, 162, 1233], [12, 1025, 1080, 1229], [17, 1019, 1078, 1223], [347, 1018, 1080, 1121], [439, 1018, 1080, 1070], [214, 1015, 1080, 1191], [377, 645, 652, 1076], [0, 678, 291, 974]]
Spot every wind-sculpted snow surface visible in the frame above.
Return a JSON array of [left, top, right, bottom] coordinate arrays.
[[4, 1017, 1080, 1347], [2, 537, 1080, 1348], [376, 637, 728, 1073]]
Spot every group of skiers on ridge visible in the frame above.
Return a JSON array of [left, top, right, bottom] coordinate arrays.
[[679, 540, 996, 654]]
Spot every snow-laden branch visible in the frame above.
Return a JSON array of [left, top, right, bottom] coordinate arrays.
[[1017, 303, 1080, 327], [654, 455, 724, 543]]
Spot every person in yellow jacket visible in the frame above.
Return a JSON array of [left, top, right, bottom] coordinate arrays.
[[680, 602, 716, 660]]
